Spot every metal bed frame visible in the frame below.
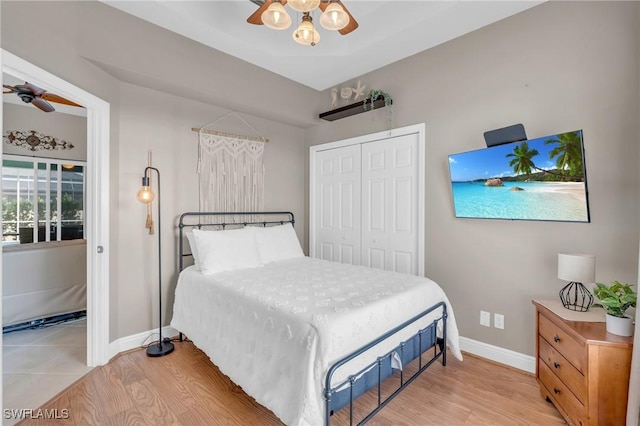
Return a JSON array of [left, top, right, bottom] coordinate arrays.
[[176, 211, 447, 425]]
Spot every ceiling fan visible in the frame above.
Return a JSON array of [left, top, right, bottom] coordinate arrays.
[[247, 0, 358, 46], [3, 82, 83, 113]]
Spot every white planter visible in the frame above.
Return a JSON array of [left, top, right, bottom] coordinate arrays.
[[605, 314, 634, 337]]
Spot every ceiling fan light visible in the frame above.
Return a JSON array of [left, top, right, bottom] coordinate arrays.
[[261, 2, 292, 30], [288, 0, 321, 13], [320, 2, 349, 31], [292, 20, 320, 46]]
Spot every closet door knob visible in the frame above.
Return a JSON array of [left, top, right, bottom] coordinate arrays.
[[553, 336, 560, 343], [554, 362, 560, 369], [553, 388, 560, 395]]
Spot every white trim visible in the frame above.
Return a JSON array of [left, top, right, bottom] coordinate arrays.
[[108, 326, 179, 360], [0, 44, 4, 412], [2, 49, 111, 367], [309, 123, 426, 276], [459, 336, 536, 373]]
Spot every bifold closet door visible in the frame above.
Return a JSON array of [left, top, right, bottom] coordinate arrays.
[[314, 144, 361, 265], [361, 133, 419, 275]]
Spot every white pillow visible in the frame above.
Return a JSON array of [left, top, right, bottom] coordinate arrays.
[[185, 232, 201, 271], [192, 227, 263, 275], [255, 223, 304, 264]]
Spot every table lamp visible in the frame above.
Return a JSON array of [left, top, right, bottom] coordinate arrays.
[[557, 253, 595, 312]]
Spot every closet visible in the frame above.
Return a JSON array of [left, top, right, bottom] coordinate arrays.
[[309, 124, 425, 276]]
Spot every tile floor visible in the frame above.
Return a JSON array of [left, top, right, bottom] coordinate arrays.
[[2, 318, 92, 425]]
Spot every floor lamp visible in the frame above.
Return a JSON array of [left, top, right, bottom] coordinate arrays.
[[137, 165, 174, 357]]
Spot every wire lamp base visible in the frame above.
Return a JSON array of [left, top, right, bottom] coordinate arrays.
[[146, 341, 175, 357], [559, 281, 593, 312]]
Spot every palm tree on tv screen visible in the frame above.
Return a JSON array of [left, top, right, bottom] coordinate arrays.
[[506, 141, 539, 176], [544, 131, 584, 179]]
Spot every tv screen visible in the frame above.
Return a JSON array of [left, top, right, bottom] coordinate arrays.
[[448, 129, 590, 222]]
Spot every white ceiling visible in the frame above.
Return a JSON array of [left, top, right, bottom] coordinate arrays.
[[102, 0, 545, 91]]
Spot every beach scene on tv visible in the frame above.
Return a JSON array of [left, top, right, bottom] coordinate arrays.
[[448, 130, 590, 222]]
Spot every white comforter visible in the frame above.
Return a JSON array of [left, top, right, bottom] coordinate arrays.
[[171, 257, 462, 426]]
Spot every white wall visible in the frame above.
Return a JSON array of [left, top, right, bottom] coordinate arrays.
[[306, 1, 640, 356]]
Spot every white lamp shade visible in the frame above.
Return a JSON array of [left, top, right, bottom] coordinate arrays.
[[320, 2, 349, 31], [288, 0, 321, 13], [558, 253, 595, 283], [292, 20, 320, 45], [261, 2, 292, 30]]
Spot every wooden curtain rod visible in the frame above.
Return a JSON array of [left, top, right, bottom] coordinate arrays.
[[191, 127, 269, 143]]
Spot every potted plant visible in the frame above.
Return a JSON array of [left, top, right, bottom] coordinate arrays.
[[362, 89, 392, 111], [593, 281, 637, 336]]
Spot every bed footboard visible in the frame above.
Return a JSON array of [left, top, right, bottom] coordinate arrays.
[[324, 301, 447, 425]]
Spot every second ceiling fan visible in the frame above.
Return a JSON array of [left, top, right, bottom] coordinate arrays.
[[3, 82, 83, 113], [247, 0, 358, 46]]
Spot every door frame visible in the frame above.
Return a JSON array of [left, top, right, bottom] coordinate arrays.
[[1, 49, 111, 366], [309, 123, 426, 276]]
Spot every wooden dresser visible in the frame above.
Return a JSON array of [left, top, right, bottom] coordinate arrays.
[[533, 300, 633, 425]]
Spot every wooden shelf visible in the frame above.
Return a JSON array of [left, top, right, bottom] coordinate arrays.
[[319, 95, 392, 122]]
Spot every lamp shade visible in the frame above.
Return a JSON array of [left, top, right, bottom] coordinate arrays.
[[288, 0, 321, 13], [558, 253, 595, 283], [320, 2, 349, 31], [261, 2, 291, 30], [292, 20, 320, 46]]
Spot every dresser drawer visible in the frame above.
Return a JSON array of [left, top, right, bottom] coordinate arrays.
[[538, 335, 586, 403], [539, 312, 586, 372], [539, 360, 586, 426]]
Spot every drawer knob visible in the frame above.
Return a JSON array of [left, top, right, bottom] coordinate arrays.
[[554, 362, 560, 369], [553, 388, 560, 395], [553, 335, 560, 343]]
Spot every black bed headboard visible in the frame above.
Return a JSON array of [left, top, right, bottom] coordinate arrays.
[[178, 211, 295, 271]]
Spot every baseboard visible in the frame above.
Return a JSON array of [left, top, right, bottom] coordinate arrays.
[[108, 326, 179, 361], [459, 336, 536, 373], [108, 330, 534, 374]]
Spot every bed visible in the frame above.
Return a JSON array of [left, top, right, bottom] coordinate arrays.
[[3, 239, 87, 328], [171, 212, 462, 426]]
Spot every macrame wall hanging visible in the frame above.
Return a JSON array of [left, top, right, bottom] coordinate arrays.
[[193, 112, 268, 223]]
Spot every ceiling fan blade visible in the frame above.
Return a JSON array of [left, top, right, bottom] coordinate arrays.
[[41, 93, 83, 108], [337, 1, 358, 35], [3, 84, 18, 93], [31, 98, 55, 113], [24, 82, 46, 96], [247, 0, 272, 25]]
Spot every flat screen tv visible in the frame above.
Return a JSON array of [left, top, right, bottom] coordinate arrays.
[[448, 129, 590, 222]]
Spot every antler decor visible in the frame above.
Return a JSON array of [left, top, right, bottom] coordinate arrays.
[[3, 130, 75, 152]]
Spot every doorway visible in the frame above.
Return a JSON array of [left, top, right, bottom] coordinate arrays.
[[1, 50, 110, 367]]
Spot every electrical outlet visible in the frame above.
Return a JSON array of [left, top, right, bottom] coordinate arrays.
[[480, 311, 491, 327], [494, 313, 505, 330]]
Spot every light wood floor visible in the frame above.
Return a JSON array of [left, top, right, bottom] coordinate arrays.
[[19, 340, 566, 425]]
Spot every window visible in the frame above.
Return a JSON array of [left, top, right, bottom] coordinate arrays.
[[2, 155, 86, 245]]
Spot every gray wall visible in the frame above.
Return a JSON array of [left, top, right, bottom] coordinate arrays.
[[2, 0, 639, 360], [1, 0, 307, 341], [115, 83, 305, 339], [305, 1, 640, 356], [3, 103, 87, 161]]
